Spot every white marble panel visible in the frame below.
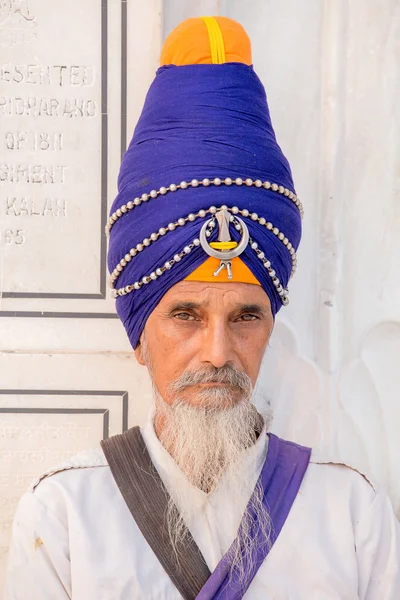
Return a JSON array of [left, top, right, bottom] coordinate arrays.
[[0, 0, 122, 317], [0, 350, 153, 591], [326, 0, 400, 512], [337, 0, 400, 350], [0, 352, 153, 425], [0, 313, 130, 353]]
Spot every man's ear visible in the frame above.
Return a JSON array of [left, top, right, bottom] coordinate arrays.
[[134, 343, 145, 365]]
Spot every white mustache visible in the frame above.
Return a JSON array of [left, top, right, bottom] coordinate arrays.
[[168, 363, 252, 394]]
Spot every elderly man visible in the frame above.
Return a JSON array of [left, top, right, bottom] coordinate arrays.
[[4, 16, 400, 600]]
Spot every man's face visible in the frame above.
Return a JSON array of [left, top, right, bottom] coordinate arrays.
[[135, 280, 274, 407]]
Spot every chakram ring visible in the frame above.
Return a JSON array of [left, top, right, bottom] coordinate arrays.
[[199, 215, 249, 260]]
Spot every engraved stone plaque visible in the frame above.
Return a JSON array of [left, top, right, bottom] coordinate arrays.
[[0, 0, 106, 300], [0, 388, 129, 586]]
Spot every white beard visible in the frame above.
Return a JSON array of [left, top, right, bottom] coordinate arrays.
[[154, 394, 273, 583]]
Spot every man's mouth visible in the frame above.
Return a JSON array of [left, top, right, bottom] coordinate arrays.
[[197, 381, 230, 386]]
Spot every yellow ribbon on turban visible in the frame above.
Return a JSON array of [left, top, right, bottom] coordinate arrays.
[[199, 16, 226, 64]]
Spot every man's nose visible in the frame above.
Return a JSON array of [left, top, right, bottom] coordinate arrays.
[[199, 319, 235, 368]]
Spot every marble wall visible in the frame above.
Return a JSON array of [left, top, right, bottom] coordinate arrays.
[[0, 0, 399, 590]]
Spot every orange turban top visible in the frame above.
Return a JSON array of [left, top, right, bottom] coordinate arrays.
[[161, 16, 252, 67]]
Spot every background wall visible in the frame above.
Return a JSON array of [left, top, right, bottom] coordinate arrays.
[[0, 0, 399, 589]]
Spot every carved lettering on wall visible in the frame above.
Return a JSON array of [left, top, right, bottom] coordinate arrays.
[[0, 1, 105, 297]]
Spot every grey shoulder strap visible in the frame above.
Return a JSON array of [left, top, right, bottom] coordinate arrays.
[[101, 427, 211, 600]]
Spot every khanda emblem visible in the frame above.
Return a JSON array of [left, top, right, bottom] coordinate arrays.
[[199, 207, 249, 279]]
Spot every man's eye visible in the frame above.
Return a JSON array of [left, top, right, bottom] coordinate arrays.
[[238, 314, 259, 322], [174, 312, 195, 321]]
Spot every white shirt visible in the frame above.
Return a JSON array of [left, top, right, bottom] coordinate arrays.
[[4, 417, 400, 599]]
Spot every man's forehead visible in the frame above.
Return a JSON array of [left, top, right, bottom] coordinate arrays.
[[159, 280, 271, 308]]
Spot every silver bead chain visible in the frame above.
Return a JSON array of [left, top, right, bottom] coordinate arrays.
[[108, 205, 297, 288], [108, 207, 214, 288], [105, 176, 303, 236], [229, 214, 290, 306], [230, 207, 297, 279], [112, 237, 204, 298]]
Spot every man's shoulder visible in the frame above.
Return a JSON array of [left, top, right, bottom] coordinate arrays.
[[309, 452, 377, 490], [275, 434, 378, 494], [30, 447, 110, 493]]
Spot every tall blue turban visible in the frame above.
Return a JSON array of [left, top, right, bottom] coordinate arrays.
[[107, 61, 302, 349]]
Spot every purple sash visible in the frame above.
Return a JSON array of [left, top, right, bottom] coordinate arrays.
[[197, 434, 311, 599]]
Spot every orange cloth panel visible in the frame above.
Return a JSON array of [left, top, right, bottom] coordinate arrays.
[[160, 16, 252, 66], [185, 257, 261, 285]]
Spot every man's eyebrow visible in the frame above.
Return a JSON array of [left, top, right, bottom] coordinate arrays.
[[237, 304, 267, 315], [167, 301, 203, 311]]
